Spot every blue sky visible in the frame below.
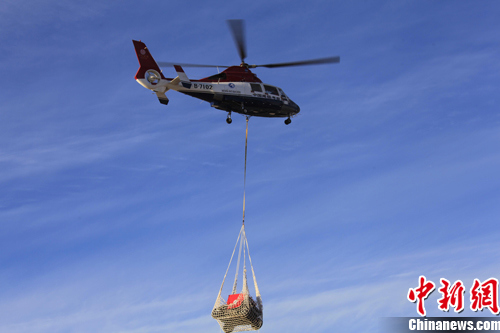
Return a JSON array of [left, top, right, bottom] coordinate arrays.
[[1, 1, 499, 332]]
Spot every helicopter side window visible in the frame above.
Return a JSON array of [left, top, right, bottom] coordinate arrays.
[[264, 85, 279, 96], [250, 83, 262, 92]]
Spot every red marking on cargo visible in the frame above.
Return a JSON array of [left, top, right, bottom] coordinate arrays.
[[227, 294, 244, 309]]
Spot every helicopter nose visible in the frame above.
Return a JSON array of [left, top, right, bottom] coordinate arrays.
[[282, 101, 300, 115], [294, 102, 300, 113]]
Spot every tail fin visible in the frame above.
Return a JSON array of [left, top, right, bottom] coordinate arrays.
[[133, 40, 166, 80]]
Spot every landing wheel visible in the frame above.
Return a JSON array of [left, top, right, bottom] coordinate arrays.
[[284, 117, 291, 125], [226, 112, 232, 124]]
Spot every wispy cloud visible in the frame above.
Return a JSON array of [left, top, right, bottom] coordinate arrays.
[[0, 130, 160, 183], [2, 235, 498, 333]]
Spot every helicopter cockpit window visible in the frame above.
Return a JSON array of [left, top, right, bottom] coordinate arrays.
[[264, 85, 279, 95], [250, 83, 262, 92], [278, 88, 289, 101]]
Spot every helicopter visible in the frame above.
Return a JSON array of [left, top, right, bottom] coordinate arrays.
[[133, 20, 340, 125]]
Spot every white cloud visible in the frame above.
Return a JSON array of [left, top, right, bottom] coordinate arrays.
[[2, 236, 498, 333]]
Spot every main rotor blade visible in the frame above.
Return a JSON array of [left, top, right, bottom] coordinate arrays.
[[249, 56, 340, 68], [158, 62, 230, 68], [227, 19, 247, 63]]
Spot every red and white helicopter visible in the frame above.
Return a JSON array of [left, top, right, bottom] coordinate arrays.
[[133, 20, 339, 125]]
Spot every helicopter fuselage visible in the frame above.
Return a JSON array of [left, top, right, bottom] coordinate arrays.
[[133, 40, 300, 122]]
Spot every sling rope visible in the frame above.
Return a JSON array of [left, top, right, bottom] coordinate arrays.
[[243, 227, 261, 301], [212, 116, 263, 333], [214, 116, 251, 308], [242, 116, 249, 226], [213, 225, 261, 305], [214, 229, 243, 309], [212, 224, 263, 333], [232, 231, 244, 294]]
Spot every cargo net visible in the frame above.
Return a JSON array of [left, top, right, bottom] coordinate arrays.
[[212, 224, 263, 333]]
